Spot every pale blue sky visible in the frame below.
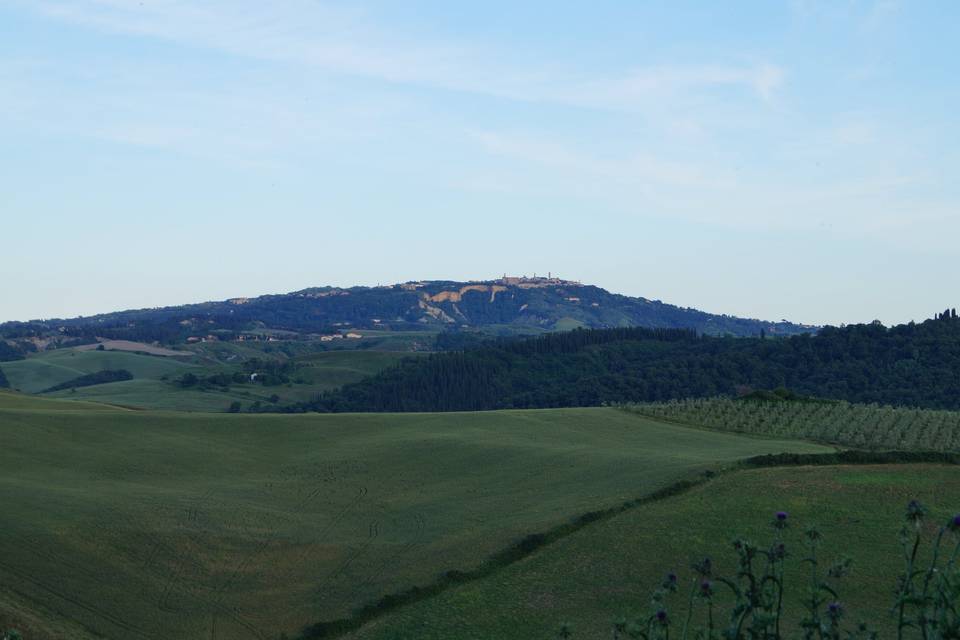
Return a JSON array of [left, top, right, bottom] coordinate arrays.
[[1, 1, 957, 325]]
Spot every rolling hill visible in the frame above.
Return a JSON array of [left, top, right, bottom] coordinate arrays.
[[0, 393, 829, 640], [0, 277, 814, 351], [1, 348, 196, 394], [0, 340, 423, 412]]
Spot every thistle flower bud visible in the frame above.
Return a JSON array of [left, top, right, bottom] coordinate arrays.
[[906, 500, 927, 526], [699, 580, 713, 598], [948, 513, 960, 533], [827, 601, 844, 620]]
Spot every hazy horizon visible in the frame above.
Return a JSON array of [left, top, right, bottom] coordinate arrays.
[[2, 1, 957, 326]]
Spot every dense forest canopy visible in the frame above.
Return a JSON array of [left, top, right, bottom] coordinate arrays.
[[300, 314, 960, 413], [0, 341, 26, 362]]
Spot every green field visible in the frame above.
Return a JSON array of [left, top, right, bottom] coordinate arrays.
[[293, 351, 419, 391], [46, 379, 257, 412], [0, 396, 829, 640], [3, 347, 418, 412], [2, 349, 196, 394], [0, 390, 128, 412], [347, 463, 960, 640]]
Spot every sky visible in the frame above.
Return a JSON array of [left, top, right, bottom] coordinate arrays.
[[1, 1, 957, 326]]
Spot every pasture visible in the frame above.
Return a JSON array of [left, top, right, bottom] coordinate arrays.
[[1, 349, 196, 394], [293, 351, 420, 392], [4, 346, 417, 412], [75, 341, 194, 357], [347, 464, 960, 640], [0, 399, 828, 640], [47, 379, 257, 412]]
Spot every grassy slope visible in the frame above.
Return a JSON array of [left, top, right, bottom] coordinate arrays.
[[294, 351, 421, 391], [0, 402, 828, 640], [0, 390, 129, 411], [12, 348, 417, 412], [347, 464, 960, 640], [2, 349, 196, 394], [47, 379, 257, 412]]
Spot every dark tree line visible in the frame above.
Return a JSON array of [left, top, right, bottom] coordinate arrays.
[[0, 365, 9, 389], [42, 369, 133, 393], [0, 341, 27, 362], [291, 314, 960, 413]]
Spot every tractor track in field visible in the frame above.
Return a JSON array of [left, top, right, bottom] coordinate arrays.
[[148, 488, 271, 640], [0, 558, 157, 640], [343, 512, 427, 604], [266, 486, 371, 589], [0, 500, 253, 639], [208, 484, 367, 604], [313, 520, 381, 600]]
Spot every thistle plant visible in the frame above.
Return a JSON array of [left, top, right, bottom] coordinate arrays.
[[562, 503, 960, 640], [892, 502, 960, 640]]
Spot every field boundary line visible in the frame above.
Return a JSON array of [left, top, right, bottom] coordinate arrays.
[[296, 450, 960, 639]]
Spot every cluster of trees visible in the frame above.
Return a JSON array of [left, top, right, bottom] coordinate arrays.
[[0, 341, 27, 362], [295, 315, 960, 413], [176, 359, 297, 391], [43, 369, 133, 393], [176, 371, 249, 390], [243, 358, 297, 385], [0, 365, 9, 389]]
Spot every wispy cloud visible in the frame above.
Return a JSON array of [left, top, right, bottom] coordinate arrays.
[[564, 63, 785, 107], [27, 0, 785, 110], [11, 0, 950, 249], [465, 127, 959, 250], [472, 131, 735, 191]]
